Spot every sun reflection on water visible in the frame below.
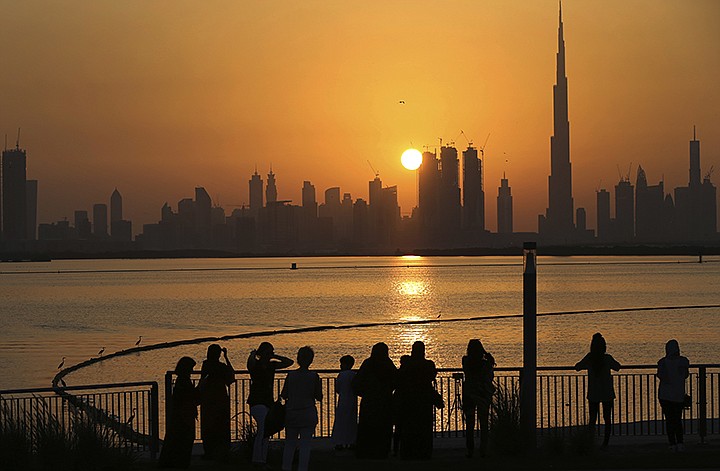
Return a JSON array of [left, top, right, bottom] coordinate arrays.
[[396, 280, 428, 296]]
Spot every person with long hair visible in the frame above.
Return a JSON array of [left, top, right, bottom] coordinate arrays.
[[159, 356, 199, 469], [352, 342, 397, 459], [657, 339, 690, 452], [199, 344, 235, 460], [247, 341, 293, 467], [281, 346, 322, 471], [462, 339, 495, 458], [574, 332, 621, 447]]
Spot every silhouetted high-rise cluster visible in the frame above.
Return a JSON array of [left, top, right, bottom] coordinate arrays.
[[2, 4, 717, 256], [595, 129, 717, 244], [138, 172, 401, 252]]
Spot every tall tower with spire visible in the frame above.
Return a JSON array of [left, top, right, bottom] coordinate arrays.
[[249, 167, 263, 217], [541, 2, 575, 238], [266, 166, 277, 204]]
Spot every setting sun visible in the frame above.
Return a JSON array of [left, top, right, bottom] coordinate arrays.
[[401, 148, 422, 171]]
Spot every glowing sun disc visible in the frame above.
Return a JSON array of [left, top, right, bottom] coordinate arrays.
[[401, 148, 422, 170]]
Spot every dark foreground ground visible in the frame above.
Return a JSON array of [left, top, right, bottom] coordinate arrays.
[[135, 436, 720, 470]]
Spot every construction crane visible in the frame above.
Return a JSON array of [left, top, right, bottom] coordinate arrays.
[[704, 165, 714, 181], [367, 160, 380, 178]]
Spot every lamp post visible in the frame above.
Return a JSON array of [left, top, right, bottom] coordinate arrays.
[[521, 241, 537, 450]]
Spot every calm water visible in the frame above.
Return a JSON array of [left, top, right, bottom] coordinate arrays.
[[1, 255, 719, 390]]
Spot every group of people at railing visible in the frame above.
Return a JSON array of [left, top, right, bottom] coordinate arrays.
[[572, 333, 690, 452], [158, 334, 691, 469]]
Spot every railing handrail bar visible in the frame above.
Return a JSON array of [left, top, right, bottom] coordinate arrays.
[[165, 363, 720, 377], [0, 381, 158, 395]]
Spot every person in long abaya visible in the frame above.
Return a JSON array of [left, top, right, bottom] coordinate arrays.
[[159, 356, 199, 469], [352, 342, 397, 459], [397, 341, 437, 460], [199, 344, 235, 460]]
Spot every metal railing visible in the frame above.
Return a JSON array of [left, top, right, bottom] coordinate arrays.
[[165, 364, 719, 442], [0, 381, 160, 456]]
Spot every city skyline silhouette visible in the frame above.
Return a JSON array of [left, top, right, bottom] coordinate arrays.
[[0, 1, 718, 242]]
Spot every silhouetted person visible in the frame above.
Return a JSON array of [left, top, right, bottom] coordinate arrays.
[[574, 333, 620, 447], [657, 339, 690, 452], [331, 355, 357, 450], [396, 341, 437, 460], [199, 344, 235, 460], [159, 356, 199, 469], [281, 346, 322, 471], [462, 339, 495, 458], [247, 342, 293, 467], [352, 342, 397, 459]]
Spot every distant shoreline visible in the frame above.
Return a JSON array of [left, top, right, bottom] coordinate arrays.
[[2, 244, 720, 262]]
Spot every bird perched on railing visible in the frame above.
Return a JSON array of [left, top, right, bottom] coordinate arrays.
[[98, 347, 105, 356], [57, 356, 65, 369], [135, 336, 142, 347]]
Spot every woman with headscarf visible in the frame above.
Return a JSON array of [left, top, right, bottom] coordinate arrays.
[[657, 339, 690, 452], [159, 356, 199, 469], [462, 339, 495, 458], [199, 344, 235, 460], [574, 332, 621, 447], [352, 342, 397, 459], [397, 341, 437, 460]]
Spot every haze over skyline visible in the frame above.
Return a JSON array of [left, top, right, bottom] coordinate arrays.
[[1, 0, 718, 232]]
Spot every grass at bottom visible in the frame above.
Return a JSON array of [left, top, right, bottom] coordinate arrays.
[[133, 439, 720, 470]]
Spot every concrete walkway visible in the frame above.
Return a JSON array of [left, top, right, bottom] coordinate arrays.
[[138, 435, 720, 470]]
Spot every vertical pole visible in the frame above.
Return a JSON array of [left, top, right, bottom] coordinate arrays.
[[150, 382, 160, 458], [698, 366, 707, 444], [521, 242, 537, 450], [164, 371, 173, 440]]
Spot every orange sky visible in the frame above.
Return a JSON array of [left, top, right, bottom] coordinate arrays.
[[1, 0, 718, 233]]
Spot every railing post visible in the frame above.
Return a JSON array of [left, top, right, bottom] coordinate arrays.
[[164, 371, 173, 441], [698, 366, 707, 444], [150, 382, 160, 458]]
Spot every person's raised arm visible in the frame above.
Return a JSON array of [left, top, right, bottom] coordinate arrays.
[[247, 349, 258, 370], [271, 354, 294, 370], [222, 347, 235, 385]]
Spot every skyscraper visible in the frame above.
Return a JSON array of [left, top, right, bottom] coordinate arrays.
[[1, 146, 27, 240], [674, 128, 717, 240], [635, 166, 665, 241], [301, 181, 317, 216], [249, 169, 263, 216], [418, 150, 440, 242], [541, 3, 575, 237], [497, 175, 513, 234], [93, 203, 108, 238], [266, 167, 277, 204], [615, 179, 634, 241], [462, 145, 485, 231], [111, 188, 122, 223], [26, 179, 37, 240], [439, 145, 461, 234], [596, 189, 611, 241]]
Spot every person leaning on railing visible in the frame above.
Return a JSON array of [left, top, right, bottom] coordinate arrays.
[[574, 332, 621, 448], [159, 356, 199, 469], [657, 339, 690, 452]]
